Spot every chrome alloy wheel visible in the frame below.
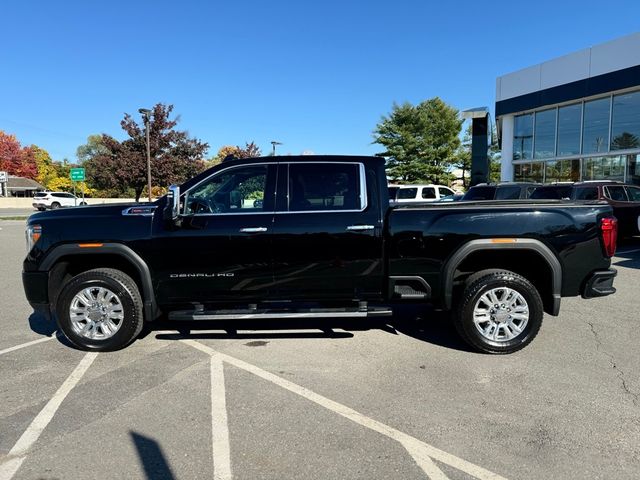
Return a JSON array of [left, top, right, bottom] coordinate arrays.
[[69, 287, 124, 340], [473, 287, 529, 342]]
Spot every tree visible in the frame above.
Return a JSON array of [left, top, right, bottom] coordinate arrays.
[[611, 132, 640, 150], [84, 103, 209, 201], [208, 142, 262, 167], [0, 131, 38, 179], [373, 98, 462, 184], [76, 134, 109, 163], [31, 146, 58, 187]]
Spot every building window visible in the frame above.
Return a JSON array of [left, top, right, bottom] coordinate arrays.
[[582, 97, 611, 154], [534, 109, 556, 159], [557, 103, 582, 157], [513, 114, 533, 160], [582, 156, 625, 182], [611, 91, 640, 151], [545, 159, 580, 182], [626, 154, 640, 185], [513, 162, 543, 182]]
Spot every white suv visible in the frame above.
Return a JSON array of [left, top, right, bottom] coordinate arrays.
[[32, 192, 87, 211], [389, 184, 456, 204]]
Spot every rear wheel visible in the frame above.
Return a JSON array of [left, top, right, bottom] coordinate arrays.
[[56, 268, 144, 351], [454, 270, 543, 354], [50, 202, 61, 209]]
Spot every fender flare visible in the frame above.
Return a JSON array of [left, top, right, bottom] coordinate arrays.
[[442, 238, 562, 315], [40, 243, 158, 321]]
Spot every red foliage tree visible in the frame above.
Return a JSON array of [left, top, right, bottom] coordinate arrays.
[[0, 131, 38, 179], [84, 104, 208, 201]]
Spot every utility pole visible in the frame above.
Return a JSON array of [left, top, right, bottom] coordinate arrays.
[[139, 108, 153, 202]]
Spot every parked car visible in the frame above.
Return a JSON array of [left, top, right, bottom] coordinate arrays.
[[32, 192, 87, 211], [438, 193, 465, 202], [462, 182, 541, 201], [531, 181, 640, 236], [23, 155, 617, 354], [390, 184, 456, 204]]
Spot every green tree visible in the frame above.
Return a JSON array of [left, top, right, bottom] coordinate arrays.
[[76, 134, 109, 163], [373, 97, 462, 184]]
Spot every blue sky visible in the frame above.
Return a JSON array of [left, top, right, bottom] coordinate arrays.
[[1, 0, 639, 162]]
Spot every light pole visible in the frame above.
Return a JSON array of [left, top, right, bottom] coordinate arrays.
[[139, 108, 152, 202], [271, 140, 282, 156]]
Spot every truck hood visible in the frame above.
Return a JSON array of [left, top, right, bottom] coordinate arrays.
[[28, 202, 154, 221]]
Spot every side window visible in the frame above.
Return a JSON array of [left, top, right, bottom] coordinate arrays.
[[625, 186, 640, 202], [184, 165, 268, 215], [397, 188, 417, 200], [422, 187, 436, 199], [438, 187, 454, 197], [604, 186, 628, 202], [288, 163, 362, 212], [495, 186, 521, 200], [575, 187, 599, 200]]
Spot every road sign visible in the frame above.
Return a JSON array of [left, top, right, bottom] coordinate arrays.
[[70, 168, 85, 182], [0, 171, 7, 182]]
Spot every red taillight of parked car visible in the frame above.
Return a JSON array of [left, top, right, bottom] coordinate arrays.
[[601, 217, 618, 257]]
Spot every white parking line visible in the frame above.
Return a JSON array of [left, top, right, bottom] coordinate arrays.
[[0, 334, 59, 356], [182, 340, 508, 480], [211, 357, 232, 480], [0, 352, 98, 480]]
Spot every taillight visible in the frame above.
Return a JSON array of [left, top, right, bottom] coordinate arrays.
[[601, 217, 617, 257]]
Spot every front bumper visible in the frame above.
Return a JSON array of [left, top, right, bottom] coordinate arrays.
[[582, 269, 617, 299]]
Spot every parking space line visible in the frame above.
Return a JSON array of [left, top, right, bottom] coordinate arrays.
[[211, 356, 232, 480], [181, 340, 507, 480], [0, 334, 59, 357], [0, 352, 98, 480]]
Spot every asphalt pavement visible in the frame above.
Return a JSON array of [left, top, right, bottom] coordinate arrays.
[[0, 219, 639, 479]]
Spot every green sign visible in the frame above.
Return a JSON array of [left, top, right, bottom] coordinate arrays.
[[70, 168, 85, 182]]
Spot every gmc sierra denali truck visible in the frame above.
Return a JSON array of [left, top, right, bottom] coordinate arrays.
[[22, 156, 618, 354]]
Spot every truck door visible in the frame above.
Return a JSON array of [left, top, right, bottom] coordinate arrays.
[[151, 163, 276, 304], [270, 161, 384, 301]]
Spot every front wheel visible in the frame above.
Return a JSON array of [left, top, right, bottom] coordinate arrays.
[[56, 268, 144, 351], [454, 270, 543, 354]]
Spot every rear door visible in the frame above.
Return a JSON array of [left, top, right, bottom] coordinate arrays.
[[270, 161, 384, 301]]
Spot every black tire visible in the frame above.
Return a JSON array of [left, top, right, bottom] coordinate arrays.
[[50, 202, 61, 209], [56, 268, 144, 351], [454, 270, 543, 354], [37, 207, 45, 211]]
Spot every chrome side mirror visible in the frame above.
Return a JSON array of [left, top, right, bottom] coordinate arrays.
[[163, 185, 181, 225]]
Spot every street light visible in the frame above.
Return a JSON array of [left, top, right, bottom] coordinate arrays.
[[271, 140, 282, 156], [138, 108, 152, 203]]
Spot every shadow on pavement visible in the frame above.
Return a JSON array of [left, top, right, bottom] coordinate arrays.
[[614, 236, 640, 269], [149, 304, 472, 353], [131, 432, 176, 480], [28, 311, 57, 336]]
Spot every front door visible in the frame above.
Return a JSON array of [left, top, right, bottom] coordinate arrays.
[[270, 162, 384, 301], [151, 163, 277, 306]]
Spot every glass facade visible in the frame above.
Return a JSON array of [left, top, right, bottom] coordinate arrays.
[[512, 89, 640, 184]]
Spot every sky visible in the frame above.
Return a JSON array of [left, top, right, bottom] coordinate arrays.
[[1, 0, 639, 162]]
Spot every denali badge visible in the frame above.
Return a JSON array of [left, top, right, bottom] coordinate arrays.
[[170, 273, 235, 278]]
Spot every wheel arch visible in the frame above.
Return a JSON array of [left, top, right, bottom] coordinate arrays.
[[442, 239, 562, 316], [40, 243, 158, 321]]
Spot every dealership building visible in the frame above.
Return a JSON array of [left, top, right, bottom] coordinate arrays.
[[496, 32, 640, 184]]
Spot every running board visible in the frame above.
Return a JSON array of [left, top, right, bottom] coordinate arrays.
[[168, 308, 393, 321]]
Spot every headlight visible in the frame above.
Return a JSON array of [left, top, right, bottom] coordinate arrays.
[[26, 224, 42, 252]]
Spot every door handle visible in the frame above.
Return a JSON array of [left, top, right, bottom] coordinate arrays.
[[239, 227, 268, 233], [346, 225, 375, 231]]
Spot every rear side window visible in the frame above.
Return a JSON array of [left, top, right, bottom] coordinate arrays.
[[625, 186, 640, 201], [388, 187, 399, 200], [605, 186, 628, 201], [397, 188, 417, 199], [575, 187, 599, 200], [289, 163, 362, 211], [463, 186, 496, 200], [495, 186, 521, 200], [421, 187, 436, 199], [530, 186, 572, 199]]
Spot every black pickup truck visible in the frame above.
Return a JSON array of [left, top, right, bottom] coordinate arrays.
[[22, 156, 618, 354]]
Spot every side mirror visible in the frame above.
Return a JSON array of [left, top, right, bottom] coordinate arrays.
[[163, 185, 181, 225]]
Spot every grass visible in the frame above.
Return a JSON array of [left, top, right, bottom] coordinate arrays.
[[0, 216, 28, 221]]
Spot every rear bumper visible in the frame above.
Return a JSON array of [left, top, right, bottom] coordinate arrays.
[[582, 269, 617, 299]]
